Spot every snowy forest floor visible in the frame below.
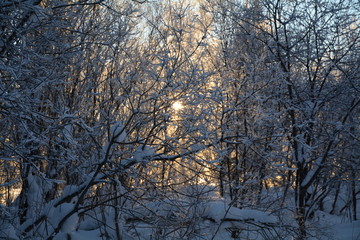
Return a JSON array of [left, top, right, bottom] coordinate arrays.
[[48, 196, 360, 240]]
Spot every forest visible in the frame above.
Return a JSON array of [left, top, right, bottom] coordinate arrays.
[[0, 0, 359, 239]]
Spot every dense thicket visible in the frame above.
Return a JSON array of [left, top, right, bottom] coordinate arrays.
[[0, 0, 359, 239]]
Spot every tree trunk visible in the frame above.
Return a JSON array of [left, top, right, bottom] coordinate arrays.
[[297, 187, 307, 240], [352, 169, 357, 221]]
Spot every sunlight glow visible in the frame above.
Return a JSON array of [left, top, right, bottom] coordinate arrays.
[[172, 101, 183, 111]]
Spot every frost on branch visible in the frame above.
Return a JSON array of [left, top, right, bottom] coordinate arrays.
[[110, 122, 127, 143], [134, 145, 156, 163]]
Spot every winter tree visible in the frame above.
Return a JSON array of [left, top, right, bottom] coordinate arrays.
[[0, 0, 359, 239]]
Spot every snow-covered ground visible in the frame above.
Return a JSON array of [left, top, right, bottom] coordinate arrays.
[[50, 199, 360, 240], [333, 221, 360, 240], [51, 216, 360, 240], [2, 186, 359, 239], [58, 221, 360, 240], [307, 210, 360, 240]]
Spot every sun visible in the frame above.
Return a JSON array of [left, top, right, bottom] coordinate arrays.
[[172, 101, 184, 111]]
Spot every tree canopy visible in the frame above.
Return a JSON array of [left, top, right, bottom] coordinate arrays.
[[0, 0, 359, 239]]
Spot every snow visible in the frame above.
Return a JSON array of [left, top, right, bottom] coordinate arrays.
[[111, 122, 127, 142], [11, 190, 360, 240], [53, 230, 103, 240], [63, 123, 75, 144], [0, 222, 18, 240], [47, 217, 360, 240], [205, 200, 277, 224], [301, 156, 323, 188], [47, 196, 79, 236], [333, 220, 360, 240], [309, 211, 360, 240], [60, 206, 79, 233], [134, 145, 155, 162]]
